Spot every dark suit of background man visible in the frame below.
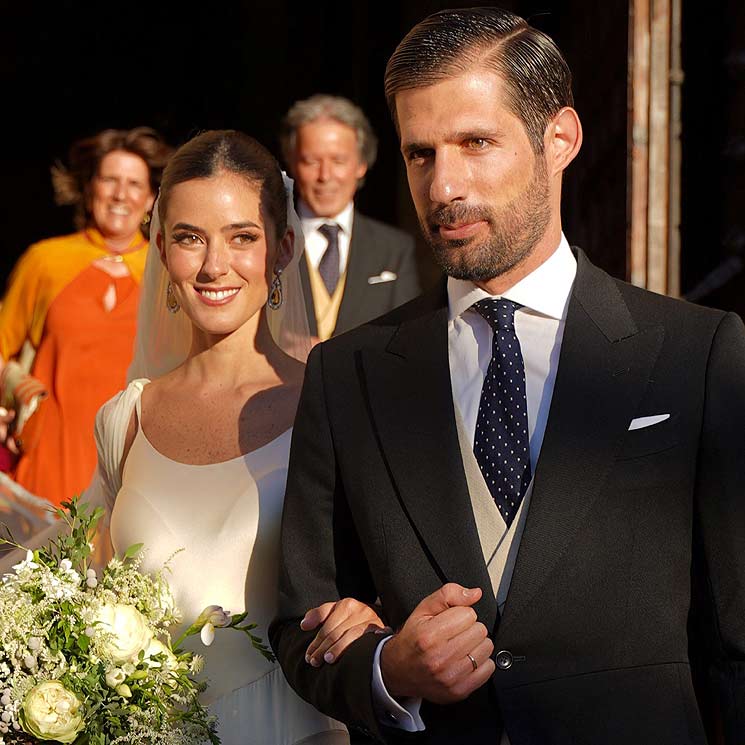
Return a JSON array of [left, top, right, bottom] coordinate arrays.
[[272, 7, 745, 745], [279, 94, 421, 341]]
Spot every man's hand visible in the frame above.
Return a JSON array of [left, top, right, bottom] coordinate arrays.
[[380, 583, 495, 704], [301, 597, 391, 667]]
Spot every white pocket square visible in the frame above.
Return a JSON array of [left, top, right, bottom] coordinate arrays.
[[367, 270, 397, 285], [628, 414, 670, 431]]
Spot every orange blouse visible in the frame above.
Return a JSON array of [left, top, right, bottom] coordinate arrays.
[[0, 229, 147, 506]]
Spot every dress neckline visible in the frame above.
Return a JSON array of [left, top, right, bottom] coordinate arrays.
[[131, 379, 293, 468], [135, 424, 293, 468]]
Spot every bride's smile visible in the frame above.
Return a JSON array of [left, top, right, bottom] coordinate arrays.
[[194, 286, 241, 305]]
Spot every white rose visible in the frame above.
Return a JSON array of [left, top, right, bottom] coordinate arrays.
[[21, 681, 83, 743], [94, 603, 152, 664], [105, 668, 126, 688]]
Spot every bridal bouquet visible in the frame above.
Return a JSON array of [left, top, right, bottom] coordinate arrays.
[[0, 499, 272, 744]]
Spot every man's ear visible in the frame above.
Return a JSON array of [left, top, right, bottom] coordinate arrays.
[[355, 161, 368, 181], [546, 107, 583, 176]]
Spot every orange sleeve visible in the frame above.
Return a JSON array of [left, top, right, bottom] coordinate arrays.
[[0, 244, 49, 360]]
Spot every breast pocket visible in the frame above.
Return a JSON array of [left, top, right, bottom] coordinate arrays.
[[616, 413, 680, 460]]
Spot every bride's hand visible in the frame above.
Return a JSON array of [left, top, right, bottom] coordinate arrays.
[[300, 598, 391, 667]]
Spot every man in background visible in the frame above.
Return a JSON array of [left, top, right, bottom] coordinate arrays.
[[280, 94, 421, 340]]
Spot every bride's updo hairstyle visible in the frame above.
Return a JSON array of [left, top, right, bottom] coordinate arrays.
[[157, 130, 288, 240]]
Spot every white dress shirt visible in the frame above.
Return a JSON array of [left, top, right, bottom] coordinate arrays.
[[371, 235, 577, 732], [298, 199, 355, 274]]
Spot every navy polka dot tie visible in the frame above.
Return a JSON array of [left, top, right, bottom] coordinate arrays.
[[472, 298, 531, 527]]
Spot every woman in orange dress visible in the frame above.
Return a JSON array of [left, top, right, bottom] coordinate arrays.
[[0, 127, 172, 506]]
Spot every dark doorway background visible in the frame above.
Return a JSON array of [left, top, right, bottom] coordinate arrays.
[[0, 0, 630, 292], [680, 0, 745, 315]]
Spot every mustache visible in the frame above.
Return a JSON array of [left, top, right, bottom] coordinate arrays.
[[427, 203, 493, 230]]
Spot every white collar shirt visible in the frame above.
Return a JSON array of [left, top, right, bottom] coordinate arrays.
[[298, 199, 355, 275], [448, 234, 577, 462]]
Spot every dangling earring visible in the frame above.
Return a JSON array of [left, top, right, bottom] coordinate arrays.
[[141, 212, 151, 226], [166, 281, 180, 313], [268, 268, 283, 310]]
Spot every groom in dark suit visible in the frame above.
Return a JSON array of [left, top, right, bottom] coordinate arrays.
[[271, 7, 745, 744]]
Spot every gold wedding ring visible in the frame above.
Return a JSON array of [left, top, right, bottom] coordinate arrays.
[[467, 653, 478, 671]]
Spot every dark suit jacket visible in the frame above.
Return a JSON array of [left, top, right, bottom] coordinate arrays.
[[271, 249, 745, 745], [299, 210, 421, 337]]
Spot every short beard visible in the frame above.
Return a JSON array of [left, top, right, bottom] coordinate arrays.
[[420, 159, 551, 282]]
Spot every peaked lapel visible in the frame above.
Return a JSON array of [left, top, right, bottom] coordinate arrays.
[[335, 211, 377, 334], [361, 284, 498, 630], [497, 250, 665, 635]]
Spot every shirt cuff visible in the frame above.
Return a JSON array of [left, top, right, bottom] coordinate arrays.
[[371, 635, 425, 731]]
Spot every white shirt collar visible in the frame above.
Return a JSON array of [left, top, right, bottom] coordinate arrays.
[[297, 199, 355, 235], [447, 233, 576, 323]]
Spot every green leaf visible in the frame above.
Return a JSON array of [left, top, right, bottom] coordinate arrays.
[[123, 542, 144, 559]]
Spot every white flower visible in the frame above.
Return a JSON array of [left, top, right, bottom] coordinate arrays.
[[190, 654, 205, 675], [200, 623, 215, 646], [86, 577, 98, 589], [105, 668, 126, 688], [27, 637, 42, 652], [115, 684, 132, 699], [59, 559, 73, 572], [21, 681, 83, 743], [12, 550, 38, 573], [144, 638, 178, 670], [195, 605, 231, 646], [94, 603, 153, 664], [195, 605, 232, 628], [155, 581, 177, 617]]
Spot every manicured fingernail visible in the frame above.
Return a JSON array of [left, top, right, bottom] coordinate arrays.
[[304, 654, 310, 664], [324, 652, 334, 663], [300, 617, 309, 629], [462, 588, 473, 597], [310, 657, 321, 668]]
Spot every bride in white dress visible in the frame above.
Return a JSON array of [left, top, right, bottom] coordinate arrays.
[[83, 130, 386, 744]]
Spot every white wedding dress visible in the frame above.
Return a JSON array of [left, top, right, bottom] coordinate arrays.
[[92, 379, 347, 745]]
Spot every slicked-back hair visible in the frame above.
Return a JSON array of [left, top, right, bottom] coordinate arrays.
[[384, 7, 573, 153], [158, 130, 287, 240], [51, 126, 173, 232], [279, 94, 378, 169]]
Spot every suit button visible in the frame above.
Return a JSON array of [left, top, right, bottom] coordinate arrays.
[[496, 650, 513, 670]]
